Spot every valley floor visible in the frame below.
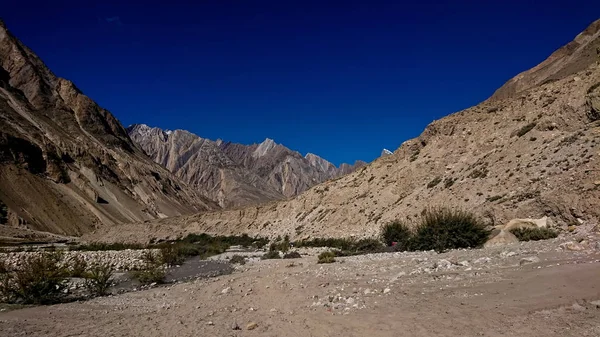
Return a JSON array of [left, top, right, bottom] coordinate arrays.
[[1, 237, 600, 337]]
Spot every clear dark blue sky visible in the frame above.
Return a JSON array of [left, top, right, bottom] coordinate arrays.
[[2, 1, 598, 165]]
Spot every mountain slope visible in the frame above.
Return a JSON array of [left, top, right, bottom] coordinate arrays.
[[92, 19, 600, 243], [0, 21, 217, 238], [491, 19, 600, 101], [128, 124, 366, 207]]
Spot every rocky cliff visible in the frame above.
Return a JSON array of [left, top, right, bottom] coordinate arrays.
[[128, 124, 367, 207], [92, 19, 600, 243], [0, 21, 217, 239]]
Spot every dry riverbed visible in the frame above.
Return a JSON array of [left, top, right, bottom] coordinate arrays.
[[1, 233, 600, 336]]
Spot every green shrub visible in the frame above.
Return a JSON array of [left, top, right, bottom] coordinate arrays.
[[261, 251, 281, 260], [381, 221, 413, 250], [351, 239, 384, 253], [159, 245, 187, 266], [132, 251, 165, 285], [510, 227, 558, 241], [229, 255, 246, 265], [293, 238, 357, 251], [270, 235, 291, 253], [84, 262, 114, 297], [317, 251, 336, 264], [68, 255, 87, 277], [0, 252, 69, 304], [410, 208, 489, 253], [283, 251, 302, 259]]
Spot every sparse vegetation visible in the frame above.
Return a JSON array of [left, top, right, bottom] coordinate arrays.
[[68, 255, 88, 277], [486, 195, 504, 202], [427, 176, 442, 188], [410, 208, 489, 253], [229, 255, 247, 264], [261, 251, 281, 260], [294, 238, 383, 255], [132, 251, 165, 285], [381, 221, 413, 251], [84, 262, 114, 297], [283, 251, 302, 259], [510, 227, 558, 241], [0, 252, 69, 304], [444, 177, 456, 188], [317, 251, 336, 264], [515, 122, 537, 137]]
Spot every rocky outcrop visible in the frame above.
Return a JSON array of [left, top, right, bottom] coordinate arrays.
[[92, 19, 600, 243], [128, 125, 366, 207], [0, 21, 217, 237]]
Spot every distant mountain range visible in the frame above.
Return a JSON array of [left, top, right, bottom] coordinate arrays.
[[0, 20, 216, 238], [127, 124, 367, 207]]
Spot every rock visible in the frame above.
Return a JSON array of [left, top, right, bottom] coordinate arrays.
[[519, 256, 541, 265], [474, 257, 491, 264], [246, 322, 258, 330], [503, 216, 548, 232], [485, 230, 519, 248], [560, 242, 585, 251], [435, 259, 452, 270], [221, 287, 231, 294], [383, 288, 391, 294], [232, 322, 241, 330], [346, 297, 355, 305], [500, 251, 517, 258], [590, 300, 600, 308], [206, 321, 214, 326], [572, 303, 586, 311]]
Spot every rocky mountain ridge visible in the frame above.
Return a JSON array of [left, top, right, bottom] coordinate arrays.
[[0, 21, 217, 239], [91, 19, 600, 243], [128, 124, 367, 207]]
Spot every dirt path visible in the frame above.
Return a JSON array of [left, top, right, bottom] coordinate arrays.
[[1, 238, 600, 337]]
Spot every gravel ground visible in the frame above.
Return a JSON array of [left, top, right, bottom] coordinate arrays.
[[1, 233, 600, 336]]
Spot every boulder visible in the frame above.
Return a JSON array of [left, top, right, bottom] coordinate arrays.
[[484, 230, 519, 248], [503, 216, 548, 232]]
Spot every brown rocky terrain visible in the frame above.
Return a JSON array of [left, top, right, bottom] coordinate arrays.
[[128, 124, 366, 208], [91, 19, 600, 244], [0, 21, 217, 240]]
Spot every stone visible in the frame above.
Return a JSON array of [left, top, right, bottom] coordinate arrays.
[[383, 288, 391, 294], [572, 303, 586, 311], [590, 300, 600, 308], [485, 230, 519, 248], [503, 216, 548, 232], [232, 322, 241, 330], [206, 321, 214, 326], [560, 242, 585, 251], [246, 322, 258, 330], [474, 257, 491, 264], [221, 287, 231, 294], [435, 259, 452, 270], [519, 256, 541, 265], [346, 297, 355, 305]]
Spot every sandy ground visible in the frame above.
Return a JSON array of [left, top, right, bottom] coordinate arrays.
[[1, 237, 600, 337]]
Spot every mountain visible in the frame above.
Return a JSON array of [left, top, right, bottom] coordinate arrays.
[[0, 21, 217, 239], [491, 19, 600, 100], [381, 149, 393, 156], [127, 124, 366, 207], [92, 19, 600, 243]]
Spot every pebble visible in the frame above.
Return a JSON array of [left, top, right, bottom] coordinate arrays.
[[383, 288, 391, 294], [246, 322, 258, 330], [519, 256, 541, 265], [221, 287, 231, 294]]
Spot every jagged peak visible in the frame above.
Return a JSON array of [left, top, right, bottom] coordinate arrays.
[[253, 138, 277, 158], [381, 148, 393, 156]]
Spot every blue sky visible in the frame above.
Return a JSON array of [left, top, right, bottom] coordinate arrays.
[[2, 1, 599, 165]]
